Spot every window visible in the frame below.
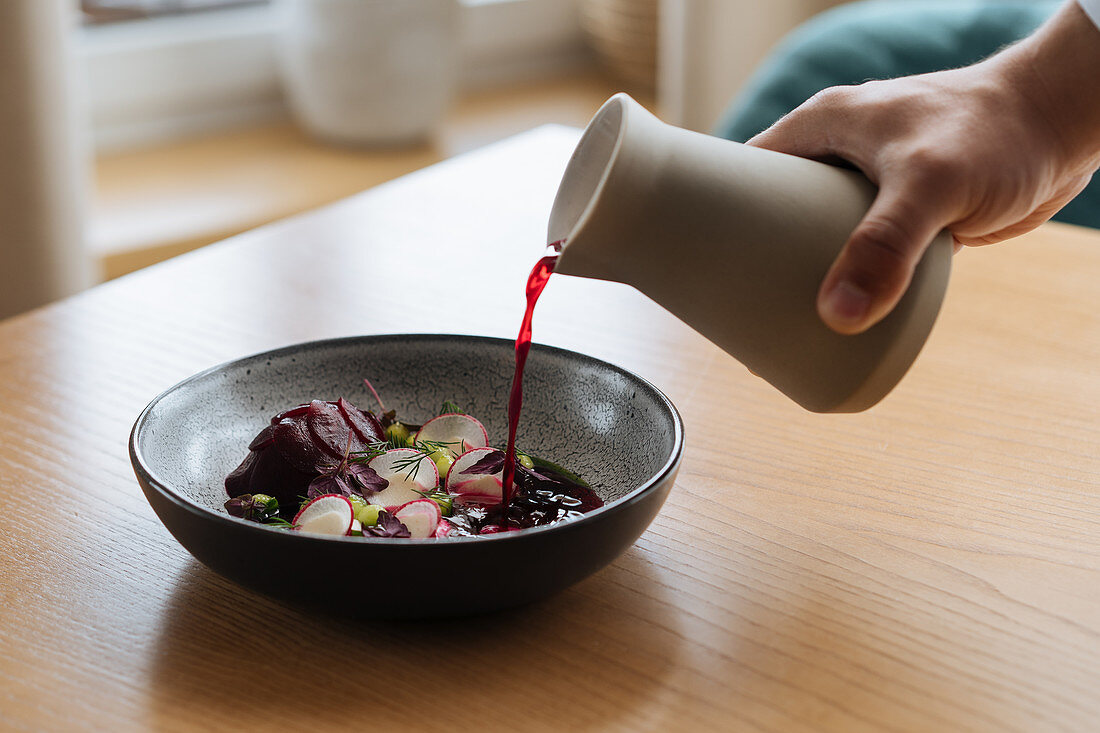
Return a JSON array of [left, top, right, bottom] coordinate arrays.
[[81, 0, 266, 25], [80, 0, 585, 150]]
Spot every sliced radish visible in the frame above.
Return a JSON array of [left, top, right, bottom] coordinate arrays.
[[368, 448, 439, 488], [446, 447, 504, 504], [366, 449, 439, 509], [433, 521, 452, 538], [293, 494, 354, 536], [415, 414, 489, 454], [367, 482, 425, 509], [393, 499, 442, 539]]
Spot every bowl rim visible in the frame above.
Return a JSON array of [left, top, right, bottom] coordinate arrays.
[[129, 333, 684, 547]]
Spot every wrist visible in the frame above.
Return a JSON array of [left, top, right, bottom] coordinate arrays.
[[995, 1, 1100, 168]]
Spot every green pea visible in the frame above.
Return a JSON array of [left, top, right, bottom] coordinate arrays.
[[348, 494, 369, 513], [428, 447, 455, 479], [518, 454, 534, 470], [427, 491, 454, 517], [356, 503, 383, 526], [249, 494, 280, 522], [386, 422, 411, 445]]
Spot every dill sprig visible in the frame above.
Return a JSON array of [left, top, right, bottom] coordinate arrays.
[[413, 487, 454, 516], [350, 442, 392, 463], [417, 439, 463, 452], [388, 450, 431, 482], [392, 440, 461, 482], [350, 439, 462, 483], [439, 400, 464, 415]]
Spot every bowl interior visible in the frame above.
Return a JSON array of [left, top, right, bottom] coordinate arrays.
[[134, 335, 680, 519]]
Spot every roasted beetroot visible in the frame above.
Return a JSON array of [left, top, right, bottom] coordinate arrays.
[[225, 398, 384, 511]]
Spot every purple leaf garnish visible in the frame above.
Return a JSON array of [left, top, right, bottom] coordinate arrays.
[[460, 450, 505, 476], [224, 493, 280, 523], [307, 472, 353, 500], [363, 511, 411, 538], [346, 462, 388, 494], [224, 496, 250, 518]]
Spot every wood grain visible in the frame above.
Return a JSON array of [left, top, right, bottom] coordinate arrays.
[[1, 126, 1098, 732]]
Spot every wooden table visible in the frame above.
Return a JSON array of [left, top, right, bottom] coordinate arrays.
[[1, 126, 1097, 732]]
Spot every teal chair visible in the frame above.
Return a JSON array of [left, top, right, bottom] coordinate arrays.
[[715, 0, 1100, 229]]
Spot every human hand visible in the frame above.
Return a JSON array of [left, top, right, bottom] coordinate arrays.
[[748, 0, 1100, 334]]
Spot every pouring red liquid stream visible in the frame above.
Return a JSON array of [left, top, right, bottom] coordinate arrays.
[[502, 239, 564, 506]]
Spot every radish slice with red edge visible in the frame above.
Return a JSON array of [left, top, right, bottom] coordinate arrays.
[[366, 449, 439, 509], [446, 447, 504, 504], [293, 494, 355, 536], [393, 499, 442, 539], [415, 414, 489, 453]]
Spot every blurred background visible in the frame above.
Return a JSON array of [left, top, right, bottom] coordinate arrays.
[[1, 0, 847, 319]]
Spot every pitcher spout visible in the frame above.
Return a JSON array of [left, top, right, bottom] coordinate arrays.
[[549, 93, 634, 284]]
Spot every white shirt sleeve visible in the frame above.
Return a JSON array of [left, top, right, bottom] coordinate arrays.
[[1080, 0, 1100, 31]]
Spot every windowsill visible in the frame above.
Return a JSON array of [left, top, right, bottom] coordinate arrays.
[[80, 0, 589, 152], [91, 70, 651, 281]]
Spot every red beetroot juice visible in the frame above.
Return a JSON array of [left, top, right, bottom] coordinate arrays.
[[502, 240, 564, 506]]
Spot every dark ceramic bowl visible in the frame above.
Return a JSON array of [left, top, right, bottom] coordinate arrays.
[[130, 334, 683, 618]]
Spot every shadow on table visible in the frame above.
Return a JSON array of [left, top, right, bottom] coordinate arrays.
[[148, 549, 683, 730]]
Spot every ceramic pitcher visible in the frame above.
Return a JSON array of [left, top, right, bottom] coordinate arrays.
[[549, 93, 952, 413]]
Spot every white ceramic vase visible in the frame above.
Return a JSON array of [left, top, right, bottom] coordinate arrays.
[[550, 94, 953, 413], [280, 0, 459, 146]]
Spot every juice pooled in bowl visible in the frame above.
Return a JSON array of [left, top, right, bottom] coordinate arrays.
[[223, 394, 601, 539]]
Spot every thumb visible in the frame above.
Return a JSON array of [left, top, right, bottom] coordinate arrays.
[[818, 182, 951, 334]]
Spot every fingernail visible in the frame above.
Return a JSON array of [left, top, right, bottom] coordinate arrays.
[[821, 280, 870, 328]]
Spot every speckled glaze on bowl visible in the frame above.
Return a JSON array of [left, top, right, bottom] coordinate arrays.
[[130, 334, 683, 618]]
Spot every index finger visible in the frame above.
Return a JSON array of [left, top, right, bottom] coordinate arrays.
[[746, 86, 859, 164]]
